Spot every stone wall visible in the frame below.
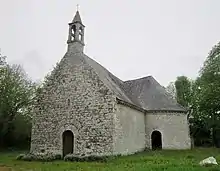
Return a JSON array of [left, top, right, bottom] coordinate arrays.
[[145, 112, 191, 149], [113, 104, 146, 155], [30, 51, 116, 156]]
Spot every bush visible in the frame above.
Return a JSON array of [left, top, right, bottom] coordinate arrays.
[[63, 154, 115, 162], [16, 153, 62, 162], [17, 153, 122, 162], [64, 154, 81, 162]]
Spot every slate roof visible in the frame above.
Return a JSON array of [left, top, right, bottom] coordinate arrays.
[[72, 11, 82, 24], [82, 54, 187, 113]]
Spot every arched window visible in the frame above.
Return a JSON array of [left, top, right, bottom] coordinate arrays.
[[71, 25, 76, 34], [71, 25, 76, 41]]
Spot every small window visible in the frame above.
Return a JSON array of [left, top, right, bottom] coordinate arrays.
[[67, 99, 70, 106]]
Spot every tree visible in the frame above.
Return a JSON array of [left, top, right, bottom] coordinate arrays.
[[174, 76, 192, 108], [167, 42, 220, 147], [172, 76, 206, 146], [195, 41, 220, 147], [188, 78, 213, 146], [166, 82, 177, 100], [0, 53, 37, 148], [0, 49, 6, 66]]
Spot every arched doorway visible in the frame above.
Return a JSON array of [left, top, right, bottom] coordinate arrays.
[[62, 130, 74, 156], [151, 130, 162, 150]]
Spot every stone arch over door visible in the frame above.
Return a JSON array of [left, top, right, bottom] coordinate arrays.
[[151, 130, 162, 150], [62, 130, 74, 156]]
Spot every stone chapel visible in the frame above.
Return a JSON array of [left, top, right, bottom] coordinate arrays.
[[30, 10, 191, 157]]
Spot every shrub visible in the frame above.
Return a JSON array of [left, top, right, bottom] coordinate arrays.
[[64, 154, 79, 162], [63, 154, 114, 162], [17, 152, 121, 162], [16, 153, 62, 162], [87, 155, 109, 162]]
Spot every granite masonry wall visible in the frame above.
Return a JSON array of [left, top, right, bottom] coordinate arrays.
[[145, 112, 191, 149], [30, 51, 116, 156], [113, 104, 146, 155]]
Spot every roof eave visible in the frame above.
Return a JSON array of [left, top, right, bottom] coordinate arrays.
[[116, 97, 145, 113], [116, 97, 187, 114]]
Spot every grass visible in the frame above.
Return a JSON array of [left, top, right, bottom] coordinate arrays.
[[0, 148, 220, 171]]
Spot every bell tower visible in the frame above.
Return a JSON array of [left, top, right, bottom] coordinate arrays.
[[67, 9, 85, 52]]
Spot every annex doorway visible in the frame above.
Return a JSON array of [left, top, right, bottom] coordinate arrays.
[[62, 130, 74, 156], [151, 130, 162, 150]]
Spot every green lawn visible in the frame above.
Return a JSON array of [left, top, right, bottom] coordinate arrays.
[[0, 148, 220, 171]]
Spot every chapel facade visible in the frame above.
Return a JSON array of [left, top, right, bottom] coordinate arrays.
[[30, 10, 191, 157]]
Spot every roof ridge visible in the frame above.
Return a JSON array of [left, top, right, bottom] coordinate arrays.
[[124, 75, 153, 82]]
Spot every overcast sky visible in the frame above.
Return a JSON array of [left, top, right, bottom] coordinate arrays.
[[0, 0, 220, 86]]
